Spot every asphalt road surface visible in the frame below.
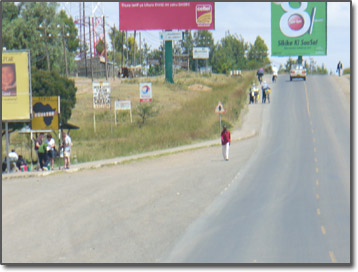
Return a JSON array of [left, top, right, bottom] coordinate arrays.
[[2, 75, 350, 264], [164, 75, 350, 263]]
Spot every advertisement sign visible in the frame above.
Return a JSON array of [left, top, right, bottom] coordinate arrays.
[[2, 50, 31, 121], [271, 2, 327, 56], [193, 47, 210, 59], [115, 100, 131, 111], [114, 100, 132, 124], [93, 82, 111, 109], [160, 31, 183, 41], [140, 83, 152, 102], [32, 96, 60, 130], [119, 2, 215, 30]]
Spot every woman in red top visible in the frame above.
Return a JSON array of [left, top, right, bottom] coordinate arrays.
[[221, 125, 231, 161]]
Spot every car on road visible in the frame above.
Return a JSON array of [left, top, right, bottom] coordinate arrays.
[[290, 64, 307, 81]]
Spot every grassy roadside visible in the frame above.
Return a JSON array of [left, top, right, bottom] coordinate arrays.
[[3, 71, 256, 164]]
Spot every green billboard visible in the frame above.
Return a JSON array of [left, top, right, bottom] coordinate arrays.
[[271, 2, 327, 56]]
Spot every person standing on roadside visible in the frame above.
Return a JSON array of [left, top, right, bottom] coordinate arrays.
[[221, 125, 231, 161], [46, 133, 56, 170], [35, 133, 48, 171], [337, 61, 343, 77], [62, 132, 72, 169]]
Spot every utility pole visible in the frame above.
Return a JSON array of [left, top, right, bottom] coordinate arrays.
[[133, 30, 136, 66], [83, 2, 88, 77], [139, 32, 142, 67], [121, 30, 124, 74], [126, 31, 128, 66], [89, 16, 94, 81], [61, 24, 69, 77], [79, 2, 82, 61], [39, 23, 51, 71], [113, 24, 115, 80], [103, 16, 108, 80]]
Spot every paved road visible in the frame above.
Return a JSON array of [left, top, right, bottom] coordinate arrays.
[[164, 75, 350, 263], [2, 75, 350, 264], [2, 105, 263, 263]]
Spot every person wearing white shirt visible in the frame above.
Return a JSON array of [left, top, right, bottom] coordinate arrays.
[[46, 133, 56, 170]]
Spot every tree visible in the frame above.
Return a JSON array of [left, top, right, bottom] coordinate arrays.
[[211, 32, 248, 74], [247, 36, 270, 69], [2, 2, 79, 75], [284, 57, 295, 72], [31, 67, 77, 125]]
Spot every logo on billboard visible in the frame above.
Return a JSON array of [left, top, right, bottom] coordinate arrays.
[[32, 96, 60, 130], [196, 4, 212, 27], [271, 2, 326, 56], [140, 83, 152, 102], [278, 3, 315, 37]]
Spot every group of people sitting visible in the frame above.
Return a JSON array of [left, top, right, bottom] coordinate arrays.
[[2, 149, 28, 172]]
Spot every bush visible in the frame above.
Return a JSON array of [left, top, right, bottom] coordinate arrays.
[[343, 68, 350, 75], [135, 102, 160, 127]]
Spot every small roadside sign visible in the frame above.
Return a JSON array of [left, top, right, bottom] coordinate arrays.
[[115, 100, 131, 111], [114, 100, 132, 124], [160, 31, 183, 41], [215, 101, 225, 113], [193, 47, 210, 59]]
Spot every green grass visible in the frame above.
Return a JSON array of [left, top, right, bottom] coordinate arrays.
[[3, 71, 255, 164]]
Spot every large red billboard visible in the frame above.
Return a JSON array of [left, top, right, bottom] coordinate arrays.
[[119, 2, 215, 31]]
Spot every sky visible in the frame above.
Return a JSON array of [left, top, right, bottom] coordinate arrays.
[[61, 1, 351, 73]]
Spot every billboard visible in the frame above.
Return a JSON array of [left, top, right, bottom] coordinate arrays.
[[140, 83, 152, 102], [119, 2, 215, 30], [32, 96, 60, 130], [271, 2, 327, 56], [93, 82, 111, 109], [2, 50, 32, 121]]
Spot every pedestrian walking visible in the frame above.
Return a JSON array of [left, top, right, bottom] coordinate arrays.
[[249, 83, 255, 104], [337, 61, 343, 77], [221, 125, 231, 161], [46, 133, 56, 170], [62, 132, 72, 169]]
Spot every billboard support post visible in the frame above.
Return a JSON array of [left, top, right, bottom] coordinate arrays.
[[5, 122, 10, 174], [298, 56, 303, 65], [165, 40, 173, 83]]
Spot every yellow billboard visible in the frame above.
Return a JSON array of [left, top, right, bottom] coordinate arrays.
[[2, 50, 31, 121], [32, 96, 60, 130]]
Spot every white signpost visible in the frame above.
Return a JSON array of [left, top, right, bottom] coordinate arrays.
[[114, 100, 132, 124], [139, 82, 152, 102], [92, 81, 111, 132], [193, 47, 210, 59], [93, 82, 111, 109], [160, 31, 183, 41]]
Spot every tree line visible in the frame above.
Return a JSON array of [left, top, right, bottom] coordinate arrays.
[[109, 28, 271, 75]]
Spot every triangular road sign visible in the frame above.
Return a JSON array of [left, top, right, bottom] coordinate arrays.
[[215, 101, 225, 113]]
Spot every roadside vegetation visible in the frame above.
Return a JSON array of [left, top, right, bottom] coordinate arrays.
[[69, 71, 255, 162], [2, 71, 254, 164]]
